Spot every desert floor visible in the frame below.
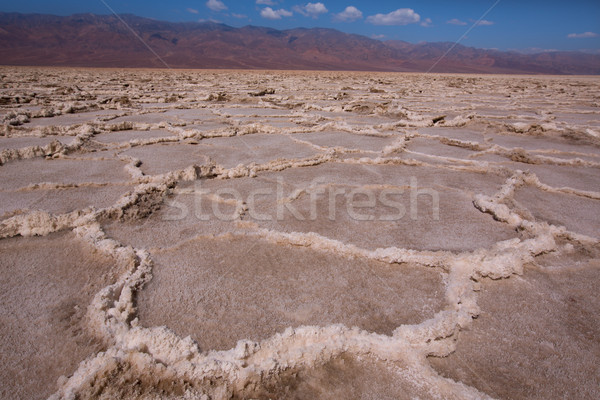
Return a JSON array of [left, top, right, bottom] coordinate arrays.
[[1, 67, 599, 399]]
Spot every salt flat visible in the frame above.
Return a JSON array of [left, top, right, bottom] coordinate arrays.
[[0, 67, 599, 400]]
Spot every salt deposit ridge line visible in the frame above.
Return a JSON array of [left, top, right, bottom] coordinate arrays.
[[1, 150, 596, 398], [34, 170, 592, 400], [1, 68, 599, 398]]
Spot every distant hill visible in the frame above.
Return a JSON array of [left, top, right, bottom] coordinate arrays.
[[0, 12, 598, 74]]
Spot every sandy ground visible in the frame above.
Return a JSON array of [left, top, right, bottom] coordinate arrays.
[[0, 67, 599, 399]]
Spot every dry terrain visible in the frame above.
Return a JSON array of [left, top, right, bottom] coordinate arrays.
[[0, 67, 599, 399]]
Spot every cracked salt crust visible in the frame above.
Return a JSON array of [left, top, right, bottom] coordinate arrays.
[[0, 67, 598, 399]]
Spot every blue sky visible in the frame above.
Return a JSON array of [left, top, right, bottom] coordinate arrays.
[[2, 1, 600, 52]]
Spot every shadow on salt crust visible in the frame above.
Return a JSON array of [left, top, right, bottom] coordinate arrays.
[[0, 231, 120, 400], [137, 236, 445, 351], [244, 354, 451, 400], [61, 354, 454, 400]]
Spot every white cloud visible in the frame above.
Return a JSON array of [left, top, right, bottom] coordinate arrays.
[[260, 7, 293, 20], [187, 8, 199, 14], [256, 0, 276, 5], [294, 2, 329, 18], [206, 0, 227, 12], [334, 6, 363, 22], [371, 34, 385, 39], [474, 19, 494, 26], [231, 13, 248, 19], [420, 17, 432, 27], [306, 2, 328, 15], [366, 8, 420, 26], [447, 18, 466, 26], [568, 32, 599, 39]]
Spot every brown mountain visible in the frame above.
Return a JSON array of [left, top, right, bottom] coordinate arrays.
[[385, 40, 600, 74], [0, 12, 598, 74]]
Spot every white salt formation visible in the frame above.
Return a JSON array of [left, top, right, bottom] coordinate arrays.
[[0, 67, 599, 399]]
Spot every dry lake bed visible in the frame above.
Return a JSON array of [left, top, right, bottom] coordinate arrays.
[[1, 67, 599, 399]]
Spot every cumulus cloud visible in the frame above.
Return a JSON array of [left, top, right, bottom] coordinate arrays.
[[206, 0, 227, 12], [474, 19, 494, 26], [260, 7, 293, 20], [187, 8, 199, 14], [420, 17, 432, 27], [447, 18, 466, 26], [366, 8, 420, 26], [567, 32, 599, 38], [256, 0, 276, 5], [334, 6, 363, 22], [294, 2, 329, 18], [371, 34, 385, 39], [231, 13, 248, 19]]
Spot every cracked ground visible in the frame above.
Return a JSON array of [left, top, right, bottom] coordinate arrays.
[[1, 67, 599, 400]]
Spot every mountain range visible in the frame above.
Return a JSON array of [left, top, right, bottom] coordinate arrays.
[[0, 12, 599, 74]]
